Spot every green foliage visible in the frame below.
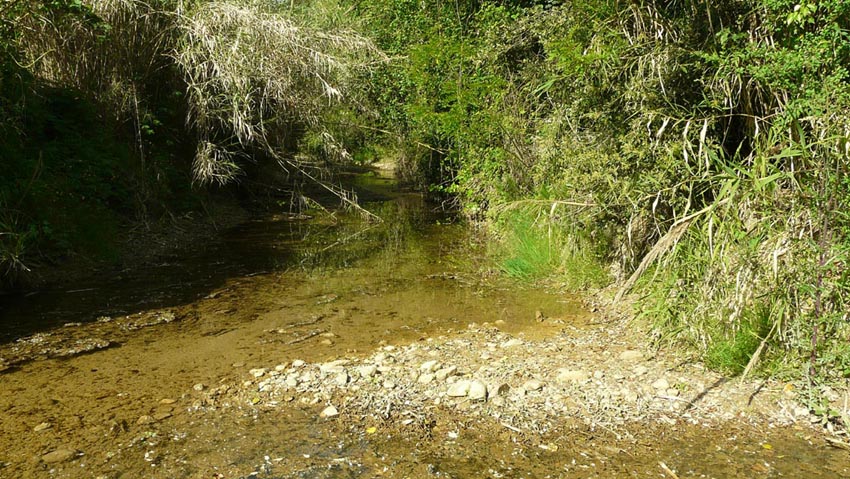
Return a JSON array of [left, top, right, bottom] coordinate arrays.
[[348, 0, 850, 382]]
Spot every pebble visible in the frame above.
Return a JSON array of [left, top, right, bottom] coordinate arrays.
[[383, 380, 396, 390], [159, 398, 177, 405], [285, 377, 299, 387], [633, 365, 649, 376], [418, 373, 435, 384], [193, 383, 205, 391], [334, 372, 349, 386], [320, 362, 346, 375], [447, 380, 471, 397], [556, 369, 589, 383], [153, 412, 172, 421], [320, 405, 339, 418], [33, 422, 51, 432], [435, 365, 457, 381], [275, 364, 288, 372], [652, 378, 670, 390], [420, 360, 440, 372], [249, 368, 267, 378], [522, 379, 543, 391], [500, 339, 523, 348], [357, 365, 378, 378], [137, 415, 155, 425], [42, 449, 77, 464], [292, 360, 306, 368], [468, 380, 487, 401], [489, 382, 510, 396], [320, 339, 333, 346], [619, 350, 645, 362]]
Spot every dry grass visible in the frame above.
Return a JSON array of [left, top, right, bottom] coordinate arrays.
[[174, 0, 386, 184]]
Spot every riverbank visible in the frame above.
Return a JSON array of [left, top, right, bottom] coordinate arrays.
[[2, 185, 849, 478]]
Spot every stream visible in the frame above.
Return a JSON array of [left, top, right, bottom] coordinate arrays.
[[1, 171, 848, 478]]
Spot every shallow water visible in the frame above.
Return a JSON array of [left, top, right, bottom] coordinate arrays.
[[0, 172, 848, 478]]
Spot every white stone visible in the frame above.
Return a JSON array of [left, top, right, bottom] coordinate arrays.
[[320, 361, 346, 375], [249, 368, 267, 378], [556, 369, 589, 384], [619, 350, 645, 362], [500, 339, 523, 348], [447, 380, 471, 397], [291, 360, 306, 368], [420, 360, 440, 372], [334, 372, 349, 386], [652, 378, 670, 390], [522, 379, 543, 391], [357, 365, 378, 378], [435, 366, 457, 381], [320, 405, 339, 418], [489, 382, 510, 397], [468, 380, 488, 401], [418, 373, 435, 384]]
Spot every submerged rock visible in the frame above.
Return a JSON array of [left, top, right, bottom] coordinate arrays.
[[42, 449, 77, 464]]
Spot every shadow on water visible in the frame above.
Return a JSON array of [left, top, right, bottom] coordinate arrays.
[[0, 170, 445, 344]]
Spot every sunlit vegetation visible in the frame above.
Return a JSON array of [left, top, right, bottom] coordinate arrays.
[[3, 0, 850, 388]]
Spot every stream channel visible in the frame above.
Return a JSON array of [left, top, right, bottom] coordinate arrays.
[[1, 170, 849, 478]]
